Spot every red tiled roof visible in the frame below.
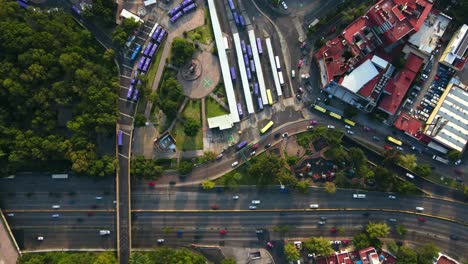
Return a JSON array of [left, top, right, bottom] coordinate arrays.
[[337, 252, 352, 264], [437, 256, 458, 264], [393, 113, 423, 137], [358, 74, 381, 97], [406, 52, 425, 72]]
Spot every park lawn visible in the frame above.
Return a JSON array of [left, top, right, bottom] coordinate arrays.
[[182, 100, 201, 121], [215, 163, 261, 186], [206, 97, 228, 118], [186, 9, 214, 45], [173, 122, 203, 151]]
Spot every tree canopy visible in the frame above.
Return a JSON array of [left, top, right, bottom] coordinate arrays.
[[131, 156, 164, 179], [303, 237, 334, 256], [18, 252, 117, 264], [0, 2, 118, 177], [248, 154, 285, 185], [366, 222, 390, 239], [284, 243, 300, 262], [171, 38, 195, 66]]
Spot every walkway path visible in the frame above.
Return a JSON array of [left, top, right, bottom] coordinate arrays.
[[209, 93, 229, 111]]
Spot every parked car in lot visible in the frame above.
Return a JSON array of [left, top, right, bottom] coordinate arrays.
[[281, 1, 288, 9], [327, 125, 335, 129]]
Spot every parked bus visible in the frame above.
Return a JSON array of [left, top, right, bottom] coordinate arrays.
[[168, 5, 182, 17], [247, 45, 252, 58], [278, 71, 284, 85], [233, 11, 240, 25], [387, 136, 403, 146], [132, 89, 139, 102], [329, 112, 342, 120], [156, 29, 166, 42], [228, 0, 235, 10], [244, 54, 249, 67], [344, 119, 356, 126], [237, 103, 243, 117], [239, 15, 245, 27], [314, 105, 326, 113], [182, 3, 196, 13], [152, 26, 162, 40], [253, 83, 259, 96], [266, 89, 273, 104], [170, 12, 183, 23], [230, 67, 236, 81], [260, 121, 274, 134], [137, 57, 146, 70], [250, 60, 256, 72], [148, 43, 159, 58], [241, 40, 246, 54], [237, 140, 248, 150], [275, 56, 281, 70], [18, 0, 28, 8], [256, 38, 263, 54], [181, 0, 193, 7], [257, 97, 263, 110], [142, 58, 151, 72], [71, 5, 81, 14], [118, 130, 123, 147], [127, 84, 134, 99], [432, 155, 449, 164], [143, 43, 153, 56], [246, 67, 251, 80]]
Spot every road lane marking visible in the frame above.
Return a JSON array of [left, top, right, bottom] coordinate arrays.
[[119, 112, 134, 119], [120, 86, 129, 90], [3, 209, 115, 213], [119, 98, 136, 104], [120, 130, 131, 136], [122, 64, 134, 70], [120, 75, 131, 79], [119, 153, 129, 159]]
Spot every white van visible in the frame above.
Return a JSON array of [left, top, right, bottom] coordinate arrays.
[[353, 194, 366, 199], [406, 173, 415, 179], [52, 205, 60, 209], [99, 230, 110, 235], [309, 204, 319, 209], [291, 70, 295, 78], [416, 207, 424, 211]]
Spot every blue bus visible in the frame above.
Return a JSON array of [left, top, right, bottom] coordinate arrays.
[[157, 29, 166, 43], [137, 57, 146, 70], [241, 40, 246, 54], [256, 38, 263, 54], [131, 44, 142, 60], [118, 130, 123, 147], [152, 26, 162, 40], [247, 45, 252, 58], [244, 54, 249, 67], [148, 43, 159, 58], [257, 97, 263, 110], [246, 67, 251, 80], [127, 84, 134, 99], [253, 83, 259, 95], [168, 5, 183, 17], [250, 60, 256, 72], [237, 103, 243, 118], [230, 67, 236, 81], [239, 15, 245, 27], [170, 12, 183, 23], [132, 89, 139, 102], [182, 3, 196, 13], [237, 140, 248, 150], [228, 0, 235, 10], [181, 0, 193, 7], [233, 11, 240, 25]]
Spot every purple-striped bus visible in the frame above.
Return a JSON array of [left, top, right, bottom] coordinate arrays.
[[257, 97, 263, 110], [244, 54, 249, 67], [170, 11, 183, 23], [233, 11, 240, 25], [143, 43, 153, 56], [256, 38, 263, 54], [131, 78, 137, 85], [181, 0, 193, 7], [142, 58, 151, 72], [132, 89, 139, 102], [230, 67, 236, 81], [71, 5, 81, 14], [168, 5, 183, 17], [253, 83, 259, 95], [228, 0, 235, 10], [152, 26, 162, 40], [118, 130, 123, 147], [148, 43, 159, 58], [239, 15, 245, 27], [182, 3, 197, 13], [250, 60, 256, 72], [127, 84, 134, 99], [246, 67, 251, 80], [241, 40, 246, 54], [247, 45, 252, 58], [237, 140, 248, 150], [138, 57, 146, 70], [157, 29, 166, 43], [237, 103, 243, 118]]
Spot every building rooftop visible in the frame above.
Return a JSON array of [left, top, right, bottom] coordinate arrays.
[[408, 11, 451, 54], [424, 82, 468, 152], [341, 59, 380, 93], [440, 24, 468, 69], [378, 52, 423, 114], [393, 112, 423, 138]]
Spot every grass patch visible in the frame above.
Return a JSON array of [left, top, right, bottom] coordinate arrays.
[[182, 100, 201, 121], [212, 81, 227, 105], [186, 9, 214, 45], [173, 122, 203, 151], [215, 163, 261, 185], [154, 158, 177, 169], [206, 97, 228, 118], [425, 172, 463, 189]]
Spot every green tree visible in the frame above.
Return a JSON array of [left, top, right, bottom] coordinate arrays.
[[395, 181, 418, 195], [447, 150, 461, 161], [202, 151, 217, 162], [103, 48, 116, 62], [184, 118, 201, 136], [284, 243, 300, 262], [93, 252, 117, 264], [324, 182, 336, 193], [201, 180, 215, 190], [396, 224, 407, 236], [396, 246, 418, 264], [179, 161, 194, 175], [414, 164, 431, 177], [129, 252, 151, 264], [353, 233, 371, 250], [131, 156, 164, 179], [220, 258, 237, 264], [373, 167, 396, 191], [171, 38, 195, 66], [416, 243, 439, 264], [134, 114, 147, 127], [248, 154, 284, 185], [366, 222, 390, 239], [383, 148, 401, 165], [464, 186, 468, 197], [296, 181, 310, 193], [223, 172, 241, 190], [398, 154, 417, 170], [387, 241, 399, 255], [303, 237, 334, 256]]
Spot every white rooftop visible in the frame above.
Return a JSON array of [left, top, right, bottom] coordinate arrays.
[[408, 12, 451, 54], [120, 9, 143, 23], [207, 114, 234, 130], [371, 55, 389, 69], [441, 24, 468, 65], [143, 0, 157, 6], [340, 59, 379, 93]]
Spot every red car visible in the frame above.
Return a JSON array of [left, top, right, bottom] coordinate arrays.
[[211, 204, 219, 210], [417, 217, 427, 222], [297, 60, 303, 68], [251, 143, 259, 151], [148, 182, 156, 187], [363, 126, 372, 132], [384, 145, 393, 150], [267, 242, 274, 248], [330, 26, 337, 33], [219, 230, 227, 235], [330, 227, 337, 233]]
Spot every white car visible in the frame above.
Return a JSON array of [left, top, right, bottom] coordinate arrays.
[[353, 194, 366, 199], [99, 230, 110, 235], [232, 195, 239, 200], [388, 195, 397, 199], [306, 126, 314, 129], [52, 214, 60, 218], [249, 205, 257, 210], [281, 1, 288, 9], [347, 130, 354, 135], [7, 213, 14, 217], [37, 236, 44, 241], [157, 238, 165, 243], [388, 218, 397, 222], [282, 133, 289, 138], [231, 161, 239, 167], [344, 125, 351, 129], [251, 200, 261, 204], [309, 204, 319, 209], [455, 159, 461, 165], [291, 70, 295, 78], [95, 196, 103, 200], [318, 221, 326, 225], [396, 146, 404, 151], [250, 151, 256, 156], [416, 207, 424, 211], [52, 205, 60, 209], [327, 125, 335, 129]]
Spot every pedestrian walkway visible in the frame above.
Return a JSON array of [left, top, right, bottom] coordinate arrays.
[[209, 93, 229, 110]]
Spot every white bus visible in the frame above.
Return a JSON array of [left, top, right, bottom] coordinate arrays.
[[275, 56, 281, 70], [51, 174, 68, 179], [278, 71, 284, 85]]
